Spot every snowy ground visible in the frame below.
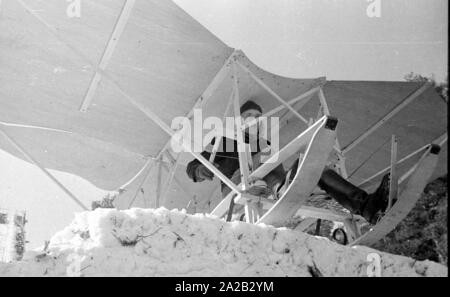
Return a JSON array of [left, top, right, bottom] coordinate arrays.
[[0, 208, 446, 277]]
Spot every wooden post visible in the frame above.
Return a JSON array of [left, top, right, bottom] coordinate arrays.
[[242, 199, 263, 224], [388, 135, 399, 210], [244, 200, 253, 223], [314, 219, 322, 235], [155, 156, 163, 208]]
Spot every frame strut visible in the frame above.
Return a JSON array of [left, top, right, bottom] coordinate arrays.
[[80, 0, 136, 112], [186, 52, 235, 119], [0, 125, 88, 211], [160, 153, 179, 207], [232, 62, 253, 222], [232, 63, 250, 190], [127, 159, 156, 208], [317, 87, 348, 178], [210, 88, 234, 163], [318, 88, 342, 153], [117, 157, 153, 192], [160, 161, 194, 197], [295, 206, 364, 223]]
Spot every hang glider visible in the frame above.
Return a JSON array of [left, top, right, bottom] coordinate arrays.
[[0, 0, 447, 246]]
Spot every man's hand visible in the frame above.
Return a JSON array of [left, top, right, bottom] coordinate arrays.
[[271, 182, 283, 200], [195, 164, 215, 181], [246, 179, 272, 198], [246, 186, 272, 198]]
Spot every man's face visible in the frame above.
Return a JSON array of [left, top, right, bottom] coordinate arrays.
[[241, 109, 263, 136], [241, 109, 262, 121]]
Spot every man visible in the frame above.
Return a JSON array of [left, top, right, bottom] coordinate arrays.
[[187, 100, 286, 199], [186, 100, 390, 224]]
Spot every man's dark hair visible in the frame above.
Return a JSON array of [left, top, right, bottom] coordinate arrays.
[[240, 100, 263, 114]]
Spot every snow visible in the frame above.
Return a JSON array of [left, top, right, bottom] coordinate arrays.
[[0, 208, 446, 276]]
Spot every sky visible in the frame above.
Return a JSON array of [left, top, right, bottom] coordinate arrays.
[[0, 149, 107, 249], [0, 0, 447, 250], [174, 0, 448, 82]]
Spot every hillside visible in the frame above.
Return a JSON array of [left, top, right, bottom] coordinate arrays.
[[371, 175, 448, 264]]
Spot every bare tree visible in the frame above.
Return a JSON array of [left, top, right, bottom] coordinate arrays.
[[404, 72, 448, 102]]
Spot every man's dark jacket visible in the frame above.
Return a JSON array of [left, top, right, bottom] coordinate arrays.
[[186, 134, 285, 197]]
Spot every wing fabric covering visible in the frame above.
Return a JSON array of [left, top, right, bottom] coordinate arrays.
[[0, 0, 233, 190]]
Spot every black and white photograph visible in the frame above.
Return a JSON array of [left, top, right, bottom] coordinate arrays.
[[0, 0, 447, 281]]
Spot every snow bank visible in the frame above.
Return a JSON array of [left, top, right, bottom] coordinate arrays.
[[0, 208, 446, 276]]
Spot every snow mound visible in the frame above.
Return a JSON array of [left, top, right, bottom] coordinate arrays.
[[0, 208, 446, 276]]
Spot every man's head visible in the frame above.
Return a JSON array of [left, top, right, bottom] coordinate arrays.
[[240, 100, 263, 120], [240, 100, 263, 137]]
